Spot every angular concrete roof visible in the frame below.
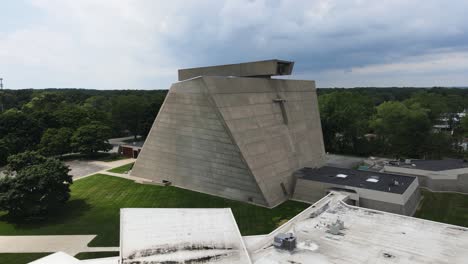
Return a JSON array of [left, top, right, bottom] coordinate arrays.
[[178, 59, 294, 81]]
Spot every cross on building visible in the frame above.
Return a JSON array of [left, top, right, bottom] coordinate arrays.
[[273, 97, 288, 125]]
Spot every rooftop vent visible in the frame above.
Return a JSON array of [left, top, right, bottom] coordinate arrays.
[[273, 233, 296, 251], [336, 174, 348, 178], [366, 176, 380, 183], [327, 219, 345, 235]]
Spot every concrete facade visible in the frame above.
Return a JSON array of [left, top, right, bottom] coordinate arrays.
[[131, 60, 326, 207], [178, 59, 294, 81]]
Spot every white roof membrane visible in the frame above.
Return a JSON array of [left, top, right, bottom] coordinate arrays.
[[120, 208, 251, 264]]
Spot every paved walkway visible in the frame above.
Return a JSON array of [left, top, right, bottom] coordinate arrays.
[[0, 235, 118, 256], [71, 159, 135, 180]]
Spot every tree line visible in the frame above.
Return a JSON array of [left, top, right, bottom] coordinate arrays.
[[2, 87, 468, 166], [0, 89, 167, 165], [318, 87, 468, 159]]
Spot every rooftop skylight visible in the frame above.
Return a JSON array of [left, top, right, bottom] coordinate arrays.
[[366, 176, 380, 183]]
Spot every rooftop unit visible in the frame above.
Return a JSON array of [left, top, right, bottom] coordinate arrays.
[[273, 233, 296, 251]]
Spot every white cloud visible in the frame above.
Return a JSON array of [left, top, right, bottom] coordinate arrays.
[[0, 0, 467, 89]]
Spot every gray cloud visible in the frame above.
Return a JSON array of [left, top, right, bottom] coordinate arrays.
[[1, 0, 467, 89]]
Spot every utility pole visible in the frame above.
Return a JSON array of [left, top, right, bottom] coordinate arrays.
[[0, 78, 3, 112]]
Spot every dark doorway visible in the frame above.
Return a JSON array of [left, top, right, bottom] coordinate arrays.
[[133, 150, 139, 158]]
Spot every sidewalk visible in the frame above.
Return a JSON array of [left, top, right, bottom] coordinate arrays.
[[0, 235, 118, 256]]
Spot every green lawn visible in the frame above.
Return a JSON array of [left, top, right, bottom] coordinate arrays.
[[0, 253, 51, 263], [107, 162, 134, 174], [75, 251, 119, 260], [0, 174, 308, 263], [414, 189, 468, 227]]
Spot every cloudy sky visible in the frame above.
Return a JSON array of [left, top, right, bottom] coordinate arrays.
[[1, 0, 468, 89]]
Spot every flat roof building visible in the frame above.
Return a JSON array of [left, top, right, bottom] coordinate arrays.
[[248, 192, 468, 264], [293, 166, 420, 215], [372, 158, 468, 193]]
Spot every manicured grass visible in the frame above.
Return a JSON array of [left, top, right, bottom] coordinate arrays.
[[414, 189, 468, 227], [0, 174, 308, 249], [107, 163, 134, 174], [75, 251, 119, 260], [0, 253, 51, 264]]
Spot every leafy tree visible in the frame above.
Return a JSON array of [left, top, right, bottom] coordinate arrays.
[[53, 105, 89, 129], [111, 95, 147, 138], [39, 128, 74, 156], [6, 151, 48, 172], [0, 109, 42, 164], [0, 152, 72, 217], [422, 132, 453, 159], [0, 140, 10, 165], [71, 122, 112, 155], [319, 91, 374, 155], [404, 92, 448, 123], [370, 101, 431, 158]]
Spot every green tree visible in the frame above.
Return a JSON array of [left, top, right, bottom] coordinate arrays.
[[422, 132, 453, 159], [71, 122, 112, 155], [0, 152, 72, 217], [6, 151, 48, 172], [39, 128, 74, 156], [53, 105, 89, 129], [0, 109, 42, 164], [404, 92, 448, 123], [111, 95, 148, 138], [370, 101, 431, 158], [319, 91, 374, 155]]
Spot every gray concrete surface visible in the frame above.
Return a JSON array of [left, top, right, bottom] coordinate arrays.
[[131, 60, 326, 208], [0, 235, 118, 256], [178, 59, 293, 81], [66, 159, 135, 179], [66, 160, 108, 179]]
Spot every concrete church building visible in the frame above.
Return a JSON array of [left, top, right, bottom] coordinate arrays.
[[131, 60, 326, 207]]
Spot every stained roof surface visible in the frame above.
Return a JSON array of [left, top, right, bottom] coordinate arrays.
[[295, 166, 416, 194], [249, 192, 468, 264], [120, 208, 251, 264]]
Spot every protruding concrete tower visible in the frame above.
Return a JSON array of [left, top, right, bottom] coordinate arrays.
[[131, 60, 326, 207]]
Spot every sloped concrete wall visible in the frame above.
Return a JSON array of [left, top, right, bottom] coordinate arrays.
[[131, 78, 268, 206], [204, 77, 326, 207], [132, 76, 325, 207]]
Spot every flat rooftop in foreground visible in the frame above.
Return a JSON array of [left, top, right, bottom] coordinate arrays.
[[120, 208, 251, 264], [249, 192, 468, 264], [295, 166, 416, 194]]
